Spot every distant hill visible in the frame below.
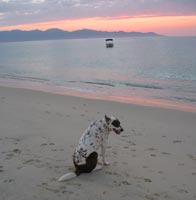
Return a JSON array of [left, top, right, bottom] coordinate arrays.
[[0, 28, 162, 42]]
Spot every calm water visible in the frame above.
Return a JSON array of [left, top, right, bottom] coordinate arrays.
[[0, 37, 196, 110]]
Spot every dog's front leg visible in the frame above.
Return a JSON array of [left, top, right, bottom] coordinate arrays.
[[101, 142, 110, 166]]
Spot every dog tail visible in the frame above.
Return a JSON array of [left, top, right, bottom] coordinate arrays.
[[58, 172, 76, 182]]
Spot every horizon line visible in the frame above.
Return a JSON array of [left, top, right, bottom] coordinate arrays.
[[0, 28, 160, 33], [2, 28, 196, 37], [1, 28, 196, 37]]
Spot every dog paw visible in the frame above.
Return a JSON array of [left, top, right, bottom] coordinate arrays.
[[93, 165, 102, 171], [103, 161, 110, 166]]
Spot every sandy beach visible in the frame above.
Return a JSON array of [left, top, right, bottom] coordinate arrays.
[[0, 85, 196, 200]]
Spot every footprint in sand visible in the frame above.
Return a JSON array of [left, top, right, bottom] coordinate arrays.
[[12, 149, 22, 154], [56, 112, 63, 117], [144, 178, 152, 183], [121, 180, 132, 185], [5, 153, 15, 159], [0, 166, 4, 172], [23, 159, 42, 165], [5, 149, 21, 159], [3, 179, 15, 183], [41, 143, 48, 146], [173, 140, 182, 144], [4, 137, 21, 143], [41, 142, 55, 146], [177, 189, 189, 194], [45, 110, 51, 114], [132, 129, 143, 136], [192, 172, 196, 176], [51, 149, 57, 151], [113, 180, 121, 187], [0, 96, 6, 103], [145, 194, 156, 200], [37, 184, 61, 194], [105, 171, 120, 177], [187, 154, 196, 161], [178, 163, 185, 166], [133, 176, 152, 183], [146, 147, 157, 151], [127, 141, 136, 146], [49, 177, 57, 182], [121, 135, 129, 138], [112, 161, 117, 166], [161, 152, 171, 156], [41, 182, 48, 186], [102, 191, 109, 195]]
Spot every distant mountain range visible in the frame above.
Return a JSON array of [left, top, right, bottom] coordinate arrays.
[[0, 28, 162, 42]]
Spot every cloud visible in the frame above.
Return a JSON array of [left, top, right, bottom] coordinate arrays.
[[0, 12, 4, 20], [32, 0, 46, 3], [1, 0, 10, 2], [0, 0, 195, 27]]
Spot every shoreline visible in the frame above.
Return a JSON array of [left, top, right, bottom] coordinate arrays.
[[0, 85, 196, 200], [0, 78, 196, 113]]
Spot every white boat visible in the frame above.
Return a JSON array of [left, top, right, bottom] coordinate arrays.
[[105, 39, 114, 48]]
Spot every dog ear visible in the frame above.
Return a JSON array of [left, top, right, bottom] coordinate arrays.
[[105, 115, 111, 123]]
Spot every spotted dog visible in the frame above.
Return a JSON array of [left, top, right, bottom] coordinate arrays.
[[58, 115, 123, 181]]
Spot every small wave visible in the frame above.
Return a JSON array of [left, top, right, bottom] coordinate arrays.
[[71, 79, 162, 90], [0, 75, 49, 83], [81, 81, 115, 87], [173, 97, 196, 103], [122, 82, 163, 90]]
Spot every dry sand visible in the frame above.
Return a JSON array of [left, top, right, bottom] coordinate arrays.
[[0, 86, 196, 200]]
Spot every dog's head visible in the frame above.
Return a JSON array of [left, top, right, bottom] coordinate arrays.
[[105, 115, 124, 135]]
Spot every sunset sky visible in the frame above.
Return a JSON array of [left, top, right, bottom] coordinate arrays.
[[0, 0, 196, 36]]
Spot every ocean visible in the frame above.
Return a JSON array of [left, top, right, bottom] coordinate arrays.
[[0, 37, 196, 111]]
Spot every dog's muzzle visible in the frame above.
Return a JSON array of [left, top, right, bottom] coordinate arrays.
[[113, 127, 124, 135]]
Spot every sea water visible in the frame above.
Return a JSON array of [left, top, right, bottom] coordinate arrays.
[[0, 37, 196, 111]]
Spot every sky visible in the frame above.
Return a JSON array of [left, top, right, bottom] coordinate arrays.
[[0, 0, 196, 36]]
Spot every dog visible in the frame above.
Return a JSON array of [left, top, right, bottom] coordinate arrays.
[[58, 115, 123, 181]]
